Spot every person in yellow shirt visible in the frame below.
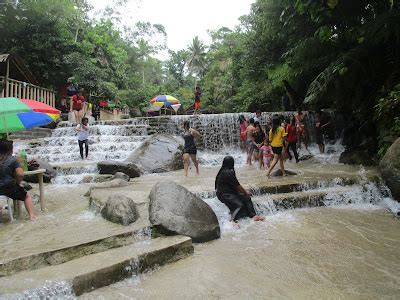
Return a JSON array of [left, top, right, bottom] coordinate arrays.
[[267, 115, 287, 177]]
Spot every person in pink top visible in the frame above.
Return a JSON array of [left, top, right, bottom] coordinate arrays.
[[239, 115, 248, 152], [259, 140, 273, 169]]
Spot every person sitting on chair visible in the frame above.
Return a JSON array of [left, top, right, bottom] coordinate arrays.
[[0, 140, 35, 221]]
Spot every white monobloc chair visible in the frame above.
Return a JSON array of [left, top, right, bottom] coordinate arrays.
[[0, 195, 14, 222]]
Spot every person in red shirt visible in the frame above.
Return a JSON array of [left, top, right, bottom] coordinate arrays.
[[286, 115, 299, 163], [70, 90, 85, 124]]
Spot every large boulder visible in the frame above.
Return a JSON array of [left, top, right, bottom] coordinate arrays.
[[149, 181, 220, 243], [339, 149, 376, 166], [380, 138, 400, 201], [101, 195, 139, 225], [126, 134, 183, 173], [24, 159, 56, 183], [98, 161, 140, 178], [271, 169, 297, 176]]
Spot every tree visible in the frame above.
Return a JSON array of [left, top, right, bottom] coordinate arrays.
[[187, 36, 207, 88]]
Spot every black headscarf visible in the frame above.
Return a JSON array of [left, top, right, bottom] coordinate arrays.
[[215, 156, 235, 190]]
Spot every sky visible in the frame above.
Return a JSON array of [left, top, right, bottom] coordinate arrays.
[[88, 0, 254, 52]]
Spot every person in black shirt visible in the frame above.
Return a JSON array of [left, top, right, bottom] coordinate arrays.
[[0, 140, 36, 221], [182, 121, 202, 176], [215, 156, 264, 222]]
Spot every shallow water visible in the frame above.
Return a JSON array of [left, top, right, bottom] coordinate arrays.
[[82, 207, 400, 299]]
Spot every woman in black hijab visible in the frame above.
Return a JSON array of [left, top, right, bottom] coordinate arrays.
[[215, 156, 264, 222]]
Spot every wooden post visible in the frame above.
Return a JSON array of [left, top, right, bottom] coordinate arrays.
[[5, 59, 9, 97], [38, 173, 45, 211]]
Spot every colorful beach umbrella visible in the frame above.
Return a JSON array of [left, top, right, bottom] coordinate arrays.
[[0, 97, 60, 134], [150, 95, 180, 107]]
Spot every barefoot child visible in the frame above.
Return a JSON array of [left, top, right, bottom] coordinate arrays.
[[259, 140, 273, 169]]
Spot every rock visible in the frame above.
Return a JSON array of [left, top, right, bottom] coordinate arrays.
[[271, 169, 297, 176], [113, 172, 130, 182], [299, 154, 313, 161], [129, 107, 142, 117], [101, 195, 139, 225], [126, 134, 184, 173], [98, 161, 140, 178], [379, 138, 400, 201], [24, 159, 56, 183], [85, 179, 130, 198], [149, 181, 220, 243], [339, 149, 376, 166]]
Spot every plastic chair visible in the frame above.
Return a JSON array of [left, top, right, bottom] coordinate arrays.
[[0, 195, 14, 222]]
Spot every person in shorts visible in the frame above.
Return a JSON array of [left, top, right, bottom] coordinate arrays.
[[0, 140, 36, 221], [194, 86, 201, 114], [266, 115, 287, 177], [70, 90, 85, 124], [182, 121, 202, 176]]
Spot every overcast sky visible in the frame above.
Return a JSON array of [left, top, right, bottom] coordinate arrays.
[[89, 0, 254, 52]]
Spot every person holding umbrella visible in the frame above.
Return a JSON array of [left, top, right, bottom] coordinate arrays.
[[0, 139, 36, 221]]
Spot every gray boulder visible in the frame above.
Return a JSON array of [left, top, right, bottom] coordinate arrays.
[[380, 138, 400, 201], [24, 159, 56, 183], [272, 169, 297, 176], [85, 178, 130, 198], [113, 172, 130, 181], [101, 195, 139, 225], [339, 149, 376, 166], [299, 154, 313, 161], [149, 181, 220, 243], [98, 161, 140, 178], [126, 134, 183, 173]]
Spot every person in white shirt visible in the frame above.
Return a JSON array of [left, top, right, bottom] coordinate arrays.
[[75, 117, 90, 160], [254, 110, 262, 123]]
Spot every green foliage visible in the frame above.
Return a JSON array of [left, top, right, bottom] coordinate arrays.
[[375, 84, 400, 157]]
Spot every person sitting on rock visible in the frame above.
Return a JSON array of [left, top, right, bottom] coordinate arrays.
[[0, 140, 36, 221], [215, 156, 264, 222]]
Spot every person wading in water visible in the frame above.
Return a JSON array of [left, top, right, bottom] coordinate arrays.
[[266, 115, 287, 177], [182, 120, 202, 176], [215, 156, 264, 223]]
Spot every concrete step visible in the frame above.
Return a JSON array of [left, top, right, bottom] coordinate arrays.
[[0, 226, 151, 277], [253, 186, 355, 212], [0, 235, 193, 297], [9, 128, 53, 140]]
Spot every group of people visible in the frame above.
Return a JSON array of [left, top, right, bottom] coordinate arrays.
[[240, 112, 304, 177]]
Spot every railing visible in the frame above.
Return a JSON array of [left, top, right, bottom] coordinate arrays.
[[0, 76, 56, 108]]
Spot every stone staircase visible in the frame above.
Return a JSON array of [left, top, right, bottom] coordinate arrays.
[[0, 235, 193, 297], [9, 128, 53, 140]]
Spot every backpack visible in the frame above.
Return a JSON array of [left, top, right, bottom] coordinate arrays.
[[67, 84, 78, 96]]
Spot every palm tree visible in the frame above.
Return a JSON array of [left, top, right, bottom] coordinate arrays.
[[187, 36, 207, 88]]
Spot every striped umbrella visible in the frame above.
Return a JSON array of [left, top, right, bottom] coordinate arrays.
[[0, 97, 60, 134], [150, 95, 180, 107]]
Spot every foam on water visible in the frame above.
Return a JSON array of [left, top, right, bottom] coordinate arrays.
[[4, 281, 75, 300], [204, 181, 399, 237]]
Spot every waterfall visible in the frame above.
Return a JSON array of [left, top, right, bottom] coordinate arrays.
[[18, 111, 338, 184]]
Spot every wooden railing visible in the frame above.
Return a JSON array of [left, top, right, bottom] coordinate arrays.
[[0, 76, 56, 108]]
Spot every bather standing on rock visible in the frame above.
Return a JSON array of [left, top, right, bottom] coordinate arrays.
[[182, 120, 202, 176], [215, 156, 264, 222]]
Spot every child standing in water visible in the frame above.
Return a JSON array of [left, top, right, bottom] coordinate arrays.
[[266, 115, 287, 177], [76, 117, 90, 160], [259, 140, 273, 169]]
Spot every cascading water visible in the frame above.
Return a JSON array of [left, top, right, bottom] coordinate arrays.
[[204, 181, 399, 235]]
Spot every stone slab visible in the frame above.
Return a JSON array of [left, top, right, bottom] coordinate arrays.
[[0, 236, 193, 297]]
